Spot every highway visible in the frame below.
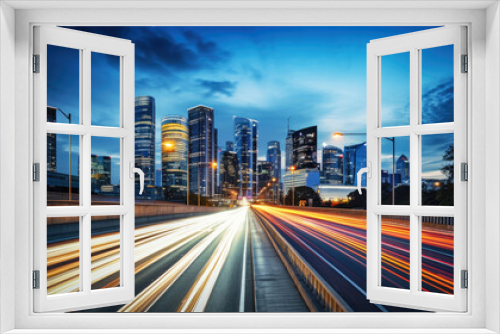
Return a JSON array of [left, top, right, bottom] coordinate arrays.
[[47, 205, 454, 312], [252, 205, 454, 312]]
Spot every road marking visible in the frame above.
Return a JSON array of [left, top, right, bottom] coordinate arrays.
[[239, 209, 249, 312]]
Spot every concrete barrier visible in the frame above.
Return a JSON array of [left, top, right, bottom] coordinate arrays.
[[47, 201, 229, 225], [252, 208, 353, 312]]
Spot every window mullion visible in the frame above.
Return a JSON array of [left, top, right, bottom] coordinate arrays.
[[409, 47, 420, 294]]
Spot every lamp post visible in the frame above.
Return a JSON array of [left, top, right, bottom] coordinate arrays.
[[55, 108, 72, 201], [272, 177, 277, 205], [212, 161, 217, 201], [290, 165, 296, 206]]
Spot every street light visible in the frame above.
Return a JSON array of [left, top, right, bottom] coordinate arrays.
[[163, 142, 191, 206], [197, 161, 218, 206], [290, 165, 296, 206], [55, 108, 72, 201]]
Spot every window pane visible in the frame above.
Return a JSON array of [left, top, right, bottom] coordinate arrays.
[[91, 137, 121, 204], [91, 52, 120, 127], [47, 45, 80, 124], [381, 136, 410, 205], [47, 216, 80, 295], [91, 215, 121, 290], [421, 45, 454, 124], [47, 134, 80, 206], [421, 216, 454, 294], [381, 52, 410, 127], [421, 133, 454, 206], [381, 215, 410, 290]]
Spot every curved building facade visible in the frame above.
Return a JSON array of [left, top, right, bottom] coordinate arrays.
[[162, 115, 189, 201]]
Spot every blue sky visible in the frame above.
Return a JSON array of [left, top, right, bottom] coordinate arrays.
[[49, 26, 455, 184]]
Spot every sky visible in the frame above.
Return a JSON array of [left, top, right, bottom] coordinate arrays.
[[48, 26, 455, 185]]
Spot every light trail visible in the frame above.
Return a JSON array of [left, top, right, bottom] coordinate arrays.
[[47, 209, 240, 295], [177, 207, 247, 312], [119, 208, 247, 312], [253, 205, 454, 299]]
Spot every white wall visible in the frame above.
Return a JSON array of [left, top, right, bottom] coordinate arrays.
[[0, 2, 16, 333], [485, 2, 500, 333]]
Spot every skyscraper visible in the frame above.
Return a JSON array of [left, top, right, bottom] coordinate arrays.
[[226, 141, 234, 151], [343, 142, 367, 186], [322, 145, 343, 185], [135, 96, 156, 198], [213, 128, 219, 195], [234, 116, 258, 198], [257, 160, 272, 193], [396, 154, 410, 184], [161, 115, 188, 201], [267, 140, 281, 183], [286, 129, 295, 170], [47, 107, 57, 173], [293, 126, 318, 170], [220, 150, 238, 197], [91, 155, 111, 193], [188, 105, 215, 199]]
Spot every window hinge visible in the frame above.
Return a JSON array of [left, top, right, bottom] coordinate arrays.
[[33, 163, 40, 182], [461, 54, 468, 73], [461, 162, 468, 181], [33, 54, 40, 73], [461, 269, 468, 289], [33, 270, 40, 289]]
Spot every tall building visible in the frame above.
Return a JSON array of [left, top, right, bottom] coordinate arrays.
[[47, 107, 57, 173], [135, 96, 156, 198], [293, 126, 318, 170], [234, 116, 258, 199], [91, 155, 111, 193], [267, 140, 281, 183], [257, 160, 272, 193], [396, 154, 410, 184], [213, 128, 219, 195], [220, 150, 239, 197], [285, 129, 295, 171], [188, 105, 215, 198], [283, 168, 320, 195], [343, 142, 367, 187], [161, 115, 188, 201], [323, 145, 343, 185], [226, 141, 234, 151]]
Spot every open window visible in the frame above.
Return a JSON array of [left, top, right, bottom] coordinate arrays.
[[365, 26, 467, 312], [33, 26, 136, 312]]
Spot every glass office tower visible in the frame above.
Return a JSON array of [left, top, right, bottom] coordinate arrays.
[[234, 116, 258, 199], [188, 105, 215, 199], [293, 125, 318, 170], [135, 96, 156, 198], [266, 140, 281, 183]]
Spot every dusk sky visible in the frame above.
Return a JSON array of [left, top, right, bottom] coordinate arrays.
[[48, 26, 454, 184]]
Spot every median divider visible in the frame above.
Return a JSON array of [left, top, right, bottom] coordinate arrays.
[[251, 208, 353, 312]]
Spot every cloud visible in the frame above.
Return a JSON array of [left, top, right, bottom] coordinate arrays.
[[69, 26, 231, 76], [421, 78, 454, 124], [198, 79, 237, 98]]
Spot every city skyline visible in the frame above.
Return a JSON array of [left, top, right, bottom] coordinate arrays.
[[49, 26, 455, 189]]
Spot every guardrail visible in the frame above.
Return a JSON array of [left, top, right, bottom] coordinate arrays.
[[276, 205, 454, 226], [252, 209, 353, 312]]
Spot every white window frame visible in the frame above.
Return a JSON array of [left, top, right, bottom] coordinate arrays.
[[366, 26, 467, 312], [1, 2, 499, 334], [32, 26, 136, 312]]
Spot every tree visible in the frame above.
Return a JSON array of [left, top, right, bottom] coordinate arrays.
[[284, 186, 322, 206]]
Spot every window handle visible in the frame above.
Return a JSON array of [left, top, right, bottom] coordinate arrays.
[[357, 162, 371, 195], [130, 162, 144, 195]]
